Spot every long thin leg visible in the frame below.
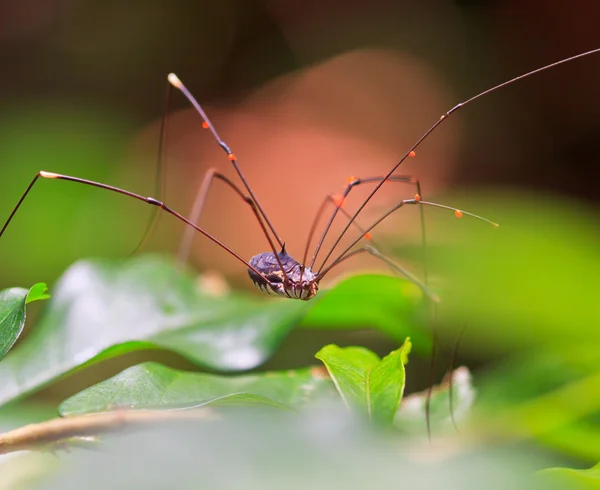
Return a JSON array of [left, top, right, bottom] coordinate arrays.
[[303, 175, 422, 269], [318, 244, 438, 303], [167, 74, 284, 249], [314, 48, 600, 273], [298, 191, 394, 284], [310, 175, 429, 283], [317, 197, 497, 280], [176, 168, 290, 280], [448, 321, 467, 432], [0, 172, 276, 283], [131, 80, 172, 255], [426, 314, 438, 441], [178, 167, 219, 264], [302, 190, 386, 267]]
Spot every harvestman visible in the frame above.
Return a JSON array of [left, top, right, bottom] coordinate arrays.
[[1, 49, 599, 302]]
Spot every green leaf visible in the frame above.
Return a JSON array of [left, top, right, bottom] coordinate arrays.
[[0, 283, 48, 362], [59, 362, 336, 415], [315, 345, 380, 413], [0, 402, 58, 433], [303, 274, 430, 350], [315, 340, 411, 425], [0, 255, 426, 407], [25, 283, 51, 304], [368, 339, 411, 424], [0, 256, 307, 406], [540, 463, 600, 489]]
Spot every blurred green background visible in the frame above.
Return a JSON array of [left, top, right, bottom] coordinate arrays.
[[0, 0, 599, 466]]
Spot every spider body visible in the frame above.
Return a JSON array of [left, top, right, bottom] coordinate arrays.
[[248, 250, 318, 300]]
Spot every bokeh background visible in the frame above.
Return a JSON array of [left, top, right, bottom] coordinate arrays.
[[0, 0, 599, 405]]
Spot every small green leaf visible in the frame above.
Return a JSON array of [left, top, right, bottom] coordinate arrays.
[[315, 340, 411, 425], [59, 362, 336, 415], [315, 345, 380, 414], [25, 283, 51, 304], [0, 283, 49, 362], [303, 274, 430, 349], [368, 339, 411, 425]]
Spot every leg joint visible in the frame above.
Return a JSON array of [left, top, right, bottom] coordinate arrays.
[[146, 197, 163, 207]]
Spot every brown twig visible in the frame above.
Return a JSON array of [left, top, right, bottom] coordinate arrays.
[[0, 409, 215, 455]]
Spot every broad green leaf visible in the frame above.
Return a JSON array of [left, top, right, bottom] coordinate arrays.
[[303, 274, 430, 350], [59, 362, 336, 415], [0, 256, 307, 406], [193, 393, 294, 411], [0, 402, 58, 433], [0, 283, 49, 362], [540, 463, 600, 489], [315, 340, 411, 425], [0, 255, 426, 406]]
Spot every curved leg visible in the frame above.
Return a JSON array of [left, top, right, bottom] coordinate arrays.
[[444, 321, 467, 433], [178, 168, 235, 264], [177, 169, 288, 281], [0, 171, 278, 284], [168, 74, 283, 248], [131, 81, 172, 255], [302, 192, 384, 264], [318, 197, 498, 277], [308, 175, 423, 270], [319, 244, 438, 303]]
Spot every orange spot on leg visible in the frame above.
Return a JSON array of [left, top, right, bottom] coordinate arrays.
[[364, 232, 372, 240], [409, 150, 416, 158], [202, 121, 209, 129], [455, 210, 463, 218], [414, 193, 421, 202], [346, 175, 358, 185], [228, 153, 236, 161], [332, 194, 345, 208]]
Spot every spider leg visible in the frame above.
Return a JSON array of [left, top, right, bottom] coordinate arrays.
[[318, 244, 438, 303], [318, 197, 497, 277], [0, 171, 276, 283], [177, 168, 290, 280], [169, 74, 283, 248], [131, 80, 172, 255], [308, 175, 424, 270]]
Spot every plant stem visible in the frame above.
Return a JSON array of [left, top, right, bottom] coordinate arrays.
[[0, 409, 216, 455]]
